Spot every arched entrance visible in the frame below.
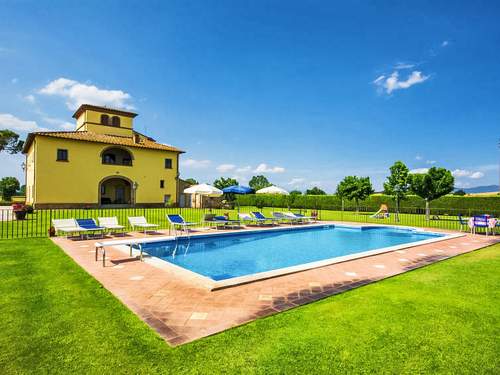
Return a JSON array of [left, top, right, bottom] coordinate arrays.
[[99, 176, 133, 206]]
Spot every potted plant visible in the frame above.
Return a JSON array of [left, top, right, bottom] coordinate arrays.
[[12, 203, 27, 220]]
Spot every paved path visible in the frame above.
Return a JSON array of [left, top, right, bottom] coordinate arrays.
[[52, 224, 499, 346]]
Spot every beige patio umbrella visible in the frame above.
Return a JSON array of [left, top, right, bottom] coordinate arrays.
[[183, 183, 223, 208], [255, 185, 289, 195]]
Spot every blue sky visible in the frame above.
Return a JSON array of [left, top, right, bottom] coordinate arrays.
[[1, 1, 499, 192]]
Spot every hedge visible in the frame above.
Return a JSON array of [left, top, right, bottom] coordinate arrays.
[[236, 194, 500, 215]]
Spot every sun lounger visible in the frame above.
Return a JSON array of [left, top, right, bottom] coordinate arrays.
[[167, 214, 198, 234], [273, 211, 301, 224], [204, 214, 240, 229], [52, 218, 89, 238], [98, 217, 126, 235], [283, 211, 313, 223], [469, 215, 490, 235], [238, 213, 263, 225], [252, 211, 279, 225], [76, 219, 106, 238], [128, 216, 159, 234]]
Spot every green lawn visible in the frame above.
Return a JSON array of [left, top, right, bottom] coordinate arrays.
[[0, 239, 499, 374], [0, 205, 475, 239]]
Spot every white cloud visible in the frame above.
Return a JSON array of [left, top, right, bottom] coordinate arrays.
[[452, 169, 485, 179], [441, 40, 449, 47], [39, 77, 133, 110], [59, 122, 74, 130], [374, 71, 429, 94], [254, 163, 285, 174], [426, 160, 436, 165], [452, 169, 470, 177], [394, 62, 416, 70], [39, 115, 74, 130], [410, 168, 429, 174], [181, 158, 211, 168], [288, 178, 305, 186], [0, 113, 48, 132], [11, 78, 18, 84], [469, 171, 484, 179], [236, 165, 252, 173], [216, 164, 236, 173], [23, 94, 36, 104], [415, 155, 423, 161]]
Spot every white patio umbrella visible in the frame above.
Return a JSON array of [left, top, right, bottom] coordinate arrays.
[[255, 185, 289, 195], [183, 183, 223, 197], [183, 183, 223, 208]]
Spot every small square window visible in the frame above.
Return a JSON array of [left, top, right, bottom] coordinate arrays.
[[160, 180, 165, 189], [164, 158, 172, 169], [57, 149, 68, 161]]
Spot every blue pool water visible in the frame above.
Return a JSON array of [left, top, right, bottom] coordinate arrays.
[[139, 226, 443, 281]]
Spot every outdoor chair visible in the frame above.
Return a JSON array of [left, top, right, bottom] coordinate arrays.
[[128, 216, 159, 234], [167, 214, 198, 235], [272, 211, 297, 224], [283, 211, 313, 223], [238, 213, 263, 225], [76, 219, 106, 239], [52, 218, 89, 238], [470, 215, 490, 235], [98, 217, 126, 236], [274, 211, 302, 224], [457, 214, 469, 232], [251, 211, 279, 225], [204, 214, 240, 229]]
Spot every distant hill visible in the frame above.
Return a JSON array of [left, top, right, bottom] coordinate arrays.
[[458, 185, 499, 194]]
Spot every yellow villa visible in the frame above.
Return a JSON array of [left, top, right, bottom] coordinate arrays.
[[22, 104, 184, 208]]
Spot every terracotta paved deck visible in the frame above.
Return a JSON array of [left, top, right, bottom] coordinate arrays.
[[52, 223, 499, 346]]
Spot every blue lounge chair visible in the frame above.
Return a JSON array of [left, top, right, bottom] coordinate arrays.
[[167, 214, 198, 235], [457, 214, 469, 232], [76, 218, 106, 238], [204, 214, 240, 229], [471, 215, 489, 235], [252, 211, 279, 225]]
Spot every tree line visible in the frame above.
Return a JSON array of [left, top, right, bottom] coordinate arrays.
[[186, 161, 454, 222]]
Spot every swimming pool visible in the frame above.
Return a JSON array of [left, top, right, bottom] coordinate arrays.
[[134, 225, 448, 287]]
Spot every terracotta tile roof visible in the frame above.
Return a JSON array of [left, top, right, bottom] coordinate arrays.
[[22, 131, 184, 153]]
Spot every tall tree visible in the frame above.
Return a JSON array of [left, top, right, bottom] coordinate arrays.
[[183, 178, 198, 186], [0, 130, 24, 154], [306, 186, 326, 195], [0, 177, 20, 201], [249, 175, 271, 191], [289, 190, 302, 196], [213, 177, 238, 190], [410, 167, 454, 220], [336, 176, 374, 212], [383, 161, 411, 221]]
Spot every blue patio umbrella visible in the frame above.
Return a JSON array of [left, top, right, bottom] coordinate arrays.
[[222, 185, 254, 211], [222, 185, 253, 194]]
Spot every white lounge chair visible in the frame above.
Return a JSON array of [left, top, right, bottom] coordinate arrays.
[[98, 217, 126, 236], [282, 211, 313, 223], [52, 219, 88, 238], [238, 213, 263, 225], [128, 216, 159, 234]]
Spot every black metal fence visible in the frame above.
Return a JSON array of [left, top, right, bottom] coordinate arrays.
[[0, 205, 498, 239]]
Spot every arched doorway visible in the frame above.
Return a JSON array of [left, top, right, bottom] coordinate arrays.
[[99, 176, 133, 206]]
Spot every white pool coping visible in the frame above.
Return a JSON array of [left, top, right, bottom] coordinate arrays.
[[96, 223, 464, 291]]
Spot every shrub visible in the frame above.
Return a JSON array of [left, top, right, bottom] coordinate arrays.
[[236, 194, 500, 215]]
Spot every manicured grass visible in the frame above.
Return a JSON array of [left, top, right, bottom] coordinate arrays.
[[1, 239, 499, 374]]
